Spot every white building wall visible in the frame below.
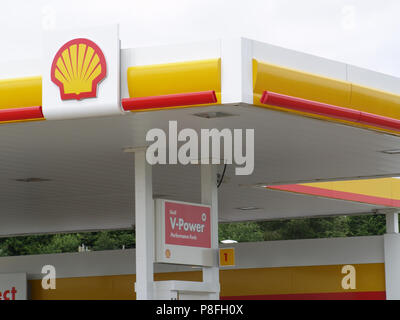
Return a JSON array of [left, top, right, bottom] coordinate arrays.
[[0, 236, 384, 280]]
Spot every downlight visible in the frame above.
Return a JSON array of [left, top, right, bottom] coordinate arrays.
[[15, 178, 51, 183], [193, 111, 234, 119], [221, 240, 238, 244], [381, 149, 400, 155], [237, 206, 261, 211]]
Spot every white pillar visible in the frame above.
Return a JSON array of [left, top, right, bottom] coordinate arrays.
[[134, 149, 154, 300], [201, 163, 220, 299], [386, 212, 399, 234], [220, 38, 253, 105], [384, 210, 400, 300]]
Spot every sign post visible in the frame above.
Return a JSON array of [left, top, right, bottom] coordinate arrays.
[[153, 163, 220, 300], [134, 148, 155, 300], [201, 163, 220, 299]]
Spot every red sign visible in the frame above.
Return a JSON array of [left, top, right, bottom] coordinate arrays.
[[0, 287, 17, 300], [164, 201, 211, 248]]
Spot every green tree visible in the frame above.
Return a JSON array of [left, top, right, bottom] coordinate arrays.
[[111, 230, 135, 249], [346, 214, 386, 237], [219, 222, 264, 242], [39, 234, 81, 254], [92, 231, 118, 251], [259, 216, 350, 241], [0, 214, 390, 256], [0, 229, 135, 256], [0, 235, 53, 256]]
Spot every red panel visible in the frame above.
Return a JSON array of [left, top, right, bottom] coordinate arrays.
[[164, 201, 211, 248], [268, 184, 400, 207], [122, 90, 217, 111], [359, 112, 400, 131], [260, 91, 361, 122], [260, 90, 400, 133], [221, 291, 386, 300], [0, 106, 44, 122]]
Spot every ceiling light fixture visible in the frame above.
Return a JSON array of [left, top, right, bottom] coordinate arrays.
[[220, 240, 238, 244], [15, 178, 51, 183], [153, 194, 171, 199], [237, 206, 261, 211], [193, 111, 234, 119], [382, 149, 400, 155]]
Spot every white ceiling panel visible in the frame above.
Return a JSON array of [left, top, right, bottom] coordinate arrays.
[[0, 104, 399, 235]]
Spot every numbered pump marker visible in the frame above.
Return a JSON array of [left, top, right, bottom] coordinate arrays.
[[219, 248, 235, 267]]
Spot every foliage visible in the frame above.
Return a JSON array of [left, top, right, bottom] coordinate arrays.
[[219, 222, 264, 242], [258, 216, 350, 241], [346, 214, 386, 237], [0, 214, 390, 257], [92, 231, 135, 251], [218, 215, 386, 243], [0, 229, 135, 257]]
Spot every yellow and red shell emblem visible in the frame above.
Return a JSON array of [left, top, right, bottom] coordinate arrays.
[[51, 38, 107, 100]]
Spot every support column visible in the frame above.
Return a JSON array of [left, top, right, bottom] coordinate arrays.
[[386, 212, 399, 234], [384, 210, 400, 300], [134, 149, 154, 300], [201, 163, 220, 299]]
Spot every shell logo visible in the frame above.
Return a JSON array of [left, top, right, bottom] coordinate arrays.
[[51, 38, 107, 101]]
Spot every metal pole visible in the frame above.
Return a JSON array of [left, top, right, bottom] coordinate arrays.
[[134, 149, 154, 300], [386, 212, 399, 234], [383, 209, 400, 299], [201, 163, 220, 299]]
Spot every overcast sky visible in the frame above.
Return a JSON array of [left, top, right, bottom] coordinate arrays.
[[1, 0, 399, 76]]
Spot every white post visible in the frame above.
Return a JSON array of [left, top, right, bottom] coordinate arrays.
[[386, 212, 399, 234], [134, 149, 154, 300], [220, 38, 253, 105], [384, 210, 400, 300], [201, 163, 220, 299]]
